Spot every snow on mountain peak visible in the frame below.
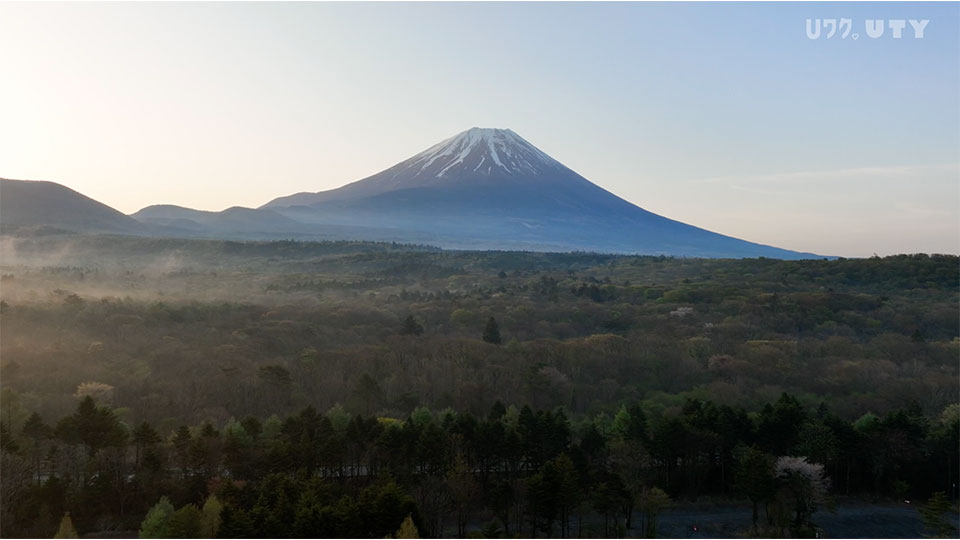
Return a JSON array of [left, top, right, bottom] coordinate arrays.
[[400, 127, 562, 179]]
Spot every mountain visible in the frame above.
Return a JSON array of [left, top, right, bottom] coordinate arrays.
[[0, 178, 148, 235], [1, 129, 824, 258], [262, 128, 821, 258], [131, 204, 303, 234], [264, 128, 578, 208]]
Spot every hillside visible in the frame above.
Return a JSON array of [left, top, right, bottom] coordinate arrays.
[[0, 178, 147, 234]]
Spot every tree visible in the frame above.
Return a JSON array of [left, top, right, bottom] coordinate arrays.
[[590, 472, 631, 538], [795, 422, 838, 469], [734, 446, 775, 531], [774, 456, 830, 535], [200, 495, 223, 538], [56, 396, 127, 458], [362, 480, 419, 538], [612, 403, 648, 442], [22, 412, 51, 484], [609, 438, 649, 530], [639, 487, 671, 538], [531, 454, 579, 538], [139, 496, 174, 538], [482, 317, 501, 345], [393, 514, 420, 538], [73, 381, 115, 403], [172, 426, 192, 478], [757, 394, 807, 455], [919, 491, 957, 538], [0, 422, 18, 453], [0, 452, 32, 535], [219, 505, 255, 538], [401, 315, 424, 336], [167, 504, 202, 538], [446, 453, 477, 538], [132, 422, 161, 469], [53, 512, 78, 539], [354, 373, 384, 415], [488, 400, 507, 421], [22, 412, 51, 441]]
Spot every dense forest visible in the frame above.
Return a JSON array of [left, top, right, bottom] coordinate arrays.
[[0, 233, 957, 538]]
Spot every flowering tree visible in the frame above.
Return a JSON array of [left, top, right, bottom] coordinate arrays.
[[774, 456, 831, 534], [73, 382, 114, 403]]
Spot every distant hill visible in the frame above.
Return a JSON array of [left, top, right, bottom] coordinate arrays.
[[131, 204, 303, 234], [262, 128, 823, 259], [0, 178, 148, 235]]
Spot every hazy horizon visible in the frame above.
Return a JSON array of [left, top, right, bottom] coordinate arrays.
[[2, 2, 958, 257]]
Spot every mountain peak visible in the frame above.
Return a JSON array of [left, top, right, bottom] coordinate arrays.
[[401, 127, 562, 179]]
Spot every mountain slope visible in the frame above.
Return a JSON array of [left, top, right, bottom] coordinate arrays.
[[263, 128, 579, 208], [0, 178, 148, 234], [263, 128, 821, 259]]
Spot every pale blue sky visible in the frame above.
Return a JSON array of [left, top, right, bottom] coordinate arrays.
[[1, 2, 957, 256]]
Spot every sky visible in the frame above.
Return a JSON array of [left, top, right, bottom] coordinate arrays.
[[1, 2, 957, 257]]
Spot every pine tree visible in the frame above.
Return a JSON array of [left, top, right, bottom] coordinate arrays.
[[482, 317, 501, 345], [393, 514, 419, 538], [22, 412, 51, 441], [132, 421, 160, 468], [53, 512, 78, 539], [218, 506, 255, 539], [920, 491, 957, 538], [1, 422, 19, 453], [400, 315, 424, 336], [488, 400, 507, 421]]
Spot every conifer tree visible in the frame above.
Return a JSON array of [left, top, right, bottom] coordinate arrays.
[[920, 491, 957, 538], [482, 317, 501, 345], [400, 315, 423, 336], [53, 512, 78, 539], [393, 514, 419, 539]]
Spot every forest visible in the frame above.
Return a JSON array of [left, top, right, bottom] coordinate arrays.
[[0, 232, 957, 538]]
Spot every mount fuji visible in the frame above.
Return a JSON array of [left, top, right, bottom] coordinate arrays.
[[262, 128, 819, 258], [1, 128, 820, 258]]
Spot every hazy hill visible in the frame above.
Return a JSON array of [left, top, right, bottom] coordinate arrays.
[[0, 178, 148, 235], [131, 204, 304, 234]]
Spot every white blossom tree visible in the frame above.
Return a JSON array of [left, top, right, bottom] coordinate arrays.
[[774, 456, 831, 534]]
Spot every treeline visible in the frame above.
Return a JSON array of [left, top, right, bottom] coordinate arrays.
[[2, 394, 957, 537]]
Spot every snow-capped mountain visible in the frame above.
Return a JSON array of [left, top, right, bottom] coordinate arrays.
[[263, 128, 594, 208], [393, 127, 565, 179], [261, 128, 820, 258], [2, 128, 821, 258]]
